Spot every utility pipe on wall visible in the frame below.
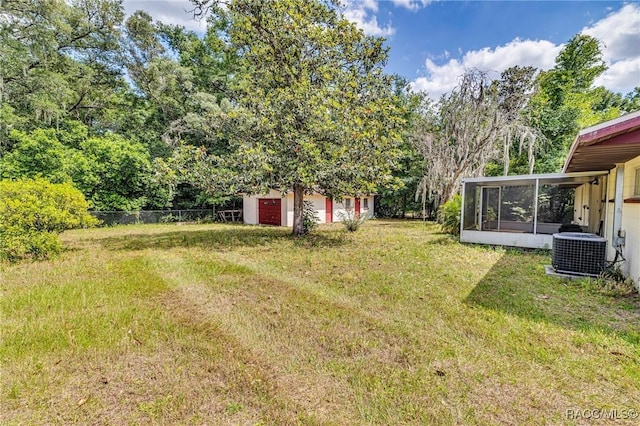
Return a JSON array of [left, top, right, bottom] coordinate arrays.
[[612, 163, 625, 248]]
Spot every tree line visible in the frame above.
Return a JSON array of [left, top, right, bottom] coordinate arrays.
[[1, 0, 639, 234]]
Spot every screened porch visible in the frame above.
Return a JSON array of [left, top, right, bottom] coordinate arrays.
[[460, 171, 609, 249]]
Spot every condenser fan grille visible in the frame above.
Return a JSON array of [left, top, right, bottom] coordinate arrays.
[[552, 233, 607, 277]]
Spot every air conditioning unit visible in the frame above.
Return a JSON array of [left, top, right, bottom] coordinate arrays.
[[552, 233, 607, 277]]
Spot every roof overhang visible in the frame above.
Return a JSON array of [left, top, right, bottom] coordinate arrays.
[[563, 110, 640, 173], [462, 171, 609, 188]]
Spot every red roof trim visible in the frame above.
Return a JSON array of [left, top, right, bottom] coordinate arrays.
[[577, 114, 640, 146], [563, 111, 640, 173], [597, 128, 640, 146]]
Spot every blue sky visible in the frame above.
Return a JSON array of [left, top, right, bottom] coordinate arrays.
[[123, 1, 640, 99]]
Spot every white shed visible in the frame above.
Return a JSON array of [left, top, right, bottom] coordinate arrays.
[[243, 190, 374, 227]]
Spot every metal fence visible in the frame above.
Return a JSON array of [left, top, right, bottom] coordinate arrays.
[[89, 209, 218, 226]]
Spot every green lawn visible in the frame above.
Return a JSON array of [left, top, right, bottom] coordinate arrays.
[[1, 221, 639, 425]]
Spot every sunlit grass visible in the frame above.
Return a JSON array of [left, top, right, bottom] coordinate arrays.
[[1, 220, 639, 424]]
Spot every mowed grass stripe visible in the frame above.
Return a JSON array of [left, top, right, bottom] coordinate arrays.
[[1, 254, 170, 359]]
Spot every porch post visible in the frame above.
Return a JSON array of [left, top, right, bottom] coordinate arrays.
[[533, 178, 539, 234], [497, 187, 502, 231], [612, 163, 625, 248], [460, 181, 466, 236], [478, 187, 483, 231]]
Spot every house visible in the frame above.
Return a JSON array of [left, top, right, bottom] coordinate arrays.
[[460, 110, 640, 287], [563, 110, 640, 287], [243, 190, 374, 227]]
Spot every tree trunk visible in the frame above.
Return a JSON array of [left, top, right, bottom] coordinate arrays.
[[292, 183, 305, 236]]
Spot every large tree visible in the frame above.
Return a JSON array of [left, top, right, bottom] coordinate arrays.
[[493, 65, 540, 176], [0, 0, 125, 131], [413, 69, 540, 211], [189, 0, 406, 235], [527, 34, 618, 172]]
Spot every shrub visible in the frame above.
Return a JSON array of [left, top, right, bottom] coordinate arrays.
[[339, 209, 366, 232], [596, 265, 638, 296], [160, 213, 178, 223], [302, 200, 320, 234], [0, 178, 98, 261], [0, 230, 62, 261], [438, 195, 461, 236]]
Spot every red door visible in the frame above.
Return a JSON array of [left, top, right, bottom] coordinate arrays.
[[355, 197, 361, 216], [325, 198, 333, 223], [258, 198, 281, 226]]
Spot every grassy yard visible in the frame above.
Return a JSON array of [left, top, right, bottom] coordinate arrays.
[[1, 220, 639, 425]]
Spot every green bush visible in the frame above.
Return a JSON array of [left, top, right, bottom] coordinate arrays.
[[438, 195, 461, 236], [302, 200, 320, 234], [0, 230, 62, 261], [0, 178, 98, 261], [339, 209, 366, 232]]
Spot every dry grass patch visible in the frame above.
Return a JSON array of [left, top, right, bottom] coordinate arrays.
[[2, 221, 639, 425]]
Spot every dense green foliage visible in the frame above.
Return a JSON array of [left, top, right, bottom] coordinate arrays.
[[0, 127, 170, 210], [526, 35, 621, 173], [438, 195, 461, 236], [0, 179, 97, 261], [0, 0, 227, 211], [302, 200, 320, 234]]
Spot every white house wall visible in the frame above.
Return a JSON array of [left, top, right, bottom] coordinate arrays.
[[622, 156, 640, 284], [598, 156, 640, 286], [589, 178, 606, 234], [460, 230, 553, 249], [574, 185, 588, 227], [363, 196, 374, 218], [242, 194, 258, 225], [285, 193, 327, 225], [573, 177, 608, 234], [333, 196, 374, 222], [605, 168, 617, 260]]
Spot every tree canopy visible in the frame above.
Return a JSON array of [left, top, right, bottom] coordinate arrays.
[[183, 0, 407, 234]]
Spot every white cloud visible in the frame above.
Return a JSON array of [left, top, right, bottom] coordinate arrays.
[[412, 3, 640, 99], [582, 3, 640, 93], [594, 57, 640, 92], [122, 1, 207, 33], [341, 0, 395, 37], [411, 39, 560, 99], [391, 0, 431, 12], [582, 3, 640, 62]]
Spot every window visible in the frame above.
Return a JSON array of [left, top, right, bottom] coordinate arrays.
[[363, 198, 369, 209], [344, 198, 352, 209], [635, 168, 640, 196]]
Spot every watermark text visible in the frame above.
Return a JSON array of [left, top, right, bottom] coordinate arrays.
[[566, 408, 638, 420]]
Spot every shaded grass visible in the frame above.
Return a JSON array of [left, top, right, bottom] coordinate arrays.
[[1, 220, 639, 425]]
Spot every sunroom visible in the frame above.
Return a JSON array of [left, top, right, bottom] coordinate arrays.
[[460, 171, 609, 249]]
